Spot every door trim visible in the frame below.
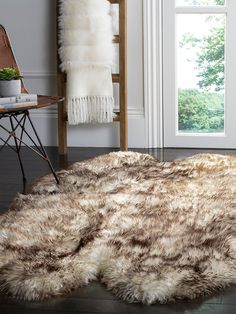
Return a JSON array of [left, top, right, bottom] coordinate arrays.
[[143, 0, 163, 148]]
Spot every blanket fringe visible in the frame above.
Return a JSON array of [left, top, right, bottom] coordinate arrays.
[[68, 96, 114, 124]]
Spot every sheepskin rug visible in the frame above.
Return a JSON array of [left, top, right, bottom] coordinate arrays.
[[0, 152, 235, 303]]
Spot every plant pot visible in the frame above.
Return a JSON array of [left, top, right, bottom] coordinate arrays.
[[0, 79, 21, 97]]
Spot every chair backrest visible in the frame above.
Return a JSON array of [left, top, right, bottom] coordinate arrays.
[[0, 25, 27, 93]]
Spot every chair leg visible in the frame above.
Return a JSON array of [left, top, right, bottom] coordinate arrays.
[[27, 113, 59, 185], [9, 116, 27, 194]]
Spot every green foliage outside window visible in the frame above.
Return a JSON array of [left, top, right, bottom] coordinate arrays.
[[181, 0, 225, 6], [178, 89, 224, 132]]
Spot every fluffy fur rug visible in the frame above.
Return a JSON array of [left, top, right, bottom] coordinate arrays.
[[0, 152, 235, 303]]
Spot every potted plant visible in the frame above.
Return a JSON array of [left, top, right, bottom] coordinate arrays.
[[0, 67, 23, 97]]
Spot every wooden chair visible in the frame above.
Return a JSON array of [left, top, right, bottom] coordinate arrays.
[[0, 25, 62, 193]]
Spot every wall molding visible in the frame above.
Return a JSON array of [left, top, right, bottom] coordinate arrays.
[[30, 107, 144, 119], [22, 71, 57, 78], [143, 0, 163, 148]]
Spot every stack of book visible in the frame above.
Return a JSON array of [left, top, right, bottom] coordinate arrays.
[[0, 94, 38, 110]]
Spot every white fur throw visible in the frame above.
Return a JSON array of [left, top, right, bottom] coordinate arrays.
[[59, 0, 114, 124]]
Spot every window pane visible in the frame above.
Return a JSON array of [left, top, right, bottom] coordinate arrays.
[[177, 14, 225, 133], [176, 0, 225, 6]]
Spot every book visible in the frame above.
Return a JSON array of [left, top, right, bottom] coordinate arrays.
[[0, 94, 37, 105], [16, 94, 38, 103], [0, 101, 37, 110], [0, 96, 16, 105]]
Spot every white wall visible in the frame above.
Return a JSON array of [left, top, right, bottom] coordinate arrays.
[[0, 0, 146, 148]]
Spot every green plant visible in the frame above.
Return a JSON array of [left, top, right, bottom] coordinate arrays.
[[0, 67, 23, 81]]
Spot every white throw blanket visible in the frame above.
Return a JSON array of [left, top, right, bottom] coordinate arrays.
[[59, 0, 114, 124]]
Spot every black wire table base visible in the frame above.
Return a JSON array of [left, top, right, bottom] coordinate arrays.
[[0, 110, 59, 194]]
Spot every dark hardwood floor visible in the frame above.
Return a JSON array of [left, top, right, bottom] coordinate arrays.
[[0, 147, 235, 314]]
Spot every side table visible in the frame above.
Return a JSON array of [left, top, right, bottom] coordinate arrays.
[[0, 95, 64, 193]]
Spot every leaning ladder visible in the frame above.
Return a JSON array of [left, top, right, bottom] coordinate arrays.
[[57, 0, 128, 155]]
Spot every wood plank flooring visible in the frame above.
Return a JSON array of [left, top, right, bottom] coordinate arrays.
[[0, 147, 235, 314]]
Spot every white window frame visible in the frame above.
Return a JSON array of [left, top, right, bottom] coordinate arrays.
[[143, 0, 236, 148]]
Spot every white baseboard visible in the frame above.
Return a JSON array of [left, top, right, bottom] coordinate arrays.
[[30, 114, 146, 148], [0, 113, 146, 148]]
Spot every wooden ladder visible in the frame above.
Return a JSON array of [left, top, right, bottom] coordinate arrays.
[[57, 0, 128, 155]]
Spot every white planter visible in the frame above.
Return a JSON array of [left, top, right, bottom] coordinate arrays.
[[0, 80, 21, 97]]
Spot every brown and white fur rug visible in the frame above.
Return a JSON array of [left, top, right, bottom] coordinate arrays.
[[0, 152, 235, 303]]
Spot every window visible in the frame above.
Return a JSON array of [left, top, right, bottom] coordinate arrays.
[[163, 0, 236, 148]]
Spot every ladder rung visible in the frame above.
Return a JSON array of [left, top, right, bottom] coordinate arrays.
[[113, 35, 120, 44], [109, 0, 120, 4], [113, 112, 120, 122], [112, 74, 120, 83]]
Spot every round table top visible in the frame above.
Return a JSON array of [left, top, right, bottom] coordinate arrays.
[[0, 95, 64, 114]]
